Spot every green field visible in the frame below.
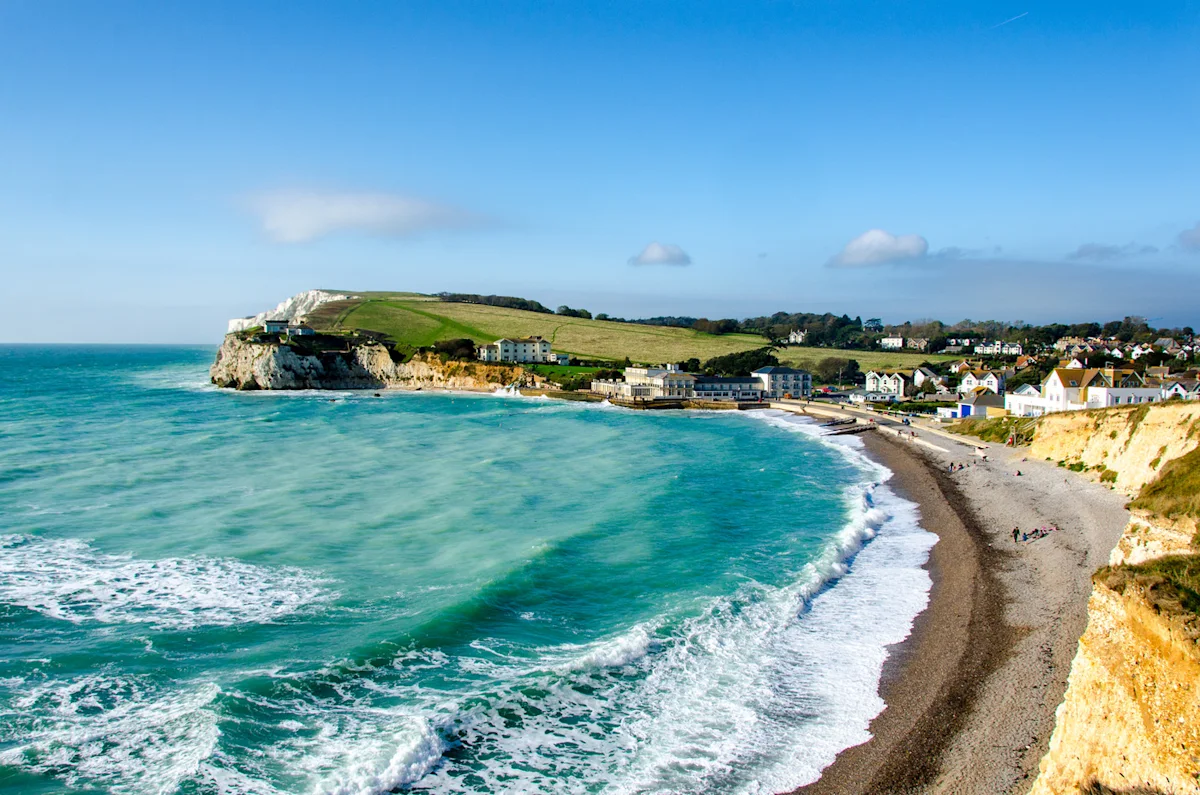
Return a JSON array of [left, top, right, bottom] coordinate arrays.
[[306, 295, 768, 363], [775, 347, 958, 372], [304, 293, 961, 369]]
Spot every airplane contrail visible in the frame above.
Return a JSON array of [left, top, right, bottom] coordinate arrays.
[[989, 11, 1029, 29]]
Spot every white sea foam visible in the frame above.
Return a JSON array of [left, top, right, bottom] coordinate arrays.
[[380, 457, 933, 794], [0, 534, 334, 629], [0, 674, 221, 795]]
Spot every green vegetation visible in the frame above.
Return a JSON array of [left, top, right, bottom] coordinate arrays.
[[437, 292, 554, 314], [305, 295, 770, 363], [811, 357, 863, 385], [948, 415, 1038, 445], [431, 338, 478, 360], [523, 364, 620, 391], [701, 347, 779, 376], [1096, 555, 1200, 625], [776, 347, 956, 374], [1129, 446, 1200, 537]]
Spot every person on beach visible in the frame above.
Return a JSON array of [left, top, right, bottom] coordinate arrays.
[[1012, 527, 1020, 542]]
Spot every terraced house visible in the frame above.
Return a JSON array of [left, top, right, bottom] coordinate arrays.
[[1005, 367, 1166, 416], [864, 370, 911, 397]]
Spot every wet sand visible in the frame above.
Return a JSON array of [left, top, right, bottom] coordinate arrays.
[[793, 428, 1128, 794]]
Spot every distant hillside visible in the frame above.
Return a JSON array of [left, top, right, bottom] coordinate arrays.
[[303, 293, 768, 363], [301, 292, 959, 368]]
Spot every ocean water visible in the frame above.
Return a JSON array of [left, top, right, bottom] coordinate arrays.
[[0, 346, 935, 795]]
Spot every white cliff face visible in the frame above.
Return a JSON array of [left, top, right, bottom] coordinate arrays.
[[226, 290, 356, 333], [209, 336, 528, 392]]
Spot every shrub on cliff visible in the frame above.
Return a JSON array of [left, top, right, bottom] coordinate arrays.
[[701, 348, 779, 376], [1129, 445, 1200, 538], [432, 338, 479, 361]]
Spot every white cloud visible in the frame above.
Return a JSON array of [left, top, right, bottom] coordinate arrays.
[[1179, 221, 1200, 251], [828, 229, 929, 267], [629, 242, 692, 266], [250, 190, 479, 243]]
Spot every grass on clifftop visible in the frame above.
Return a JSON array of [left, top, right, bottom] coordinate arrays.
[[948, 415, 1038, 445], [1129, 445, 1200, 536], [307, 295, 771, 363], [303, 294, 960, 368], [1096, 555, 1200, 629]]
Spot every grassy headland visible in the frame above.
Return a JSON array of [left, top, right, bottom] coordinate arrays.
[[304, 293, 959, 368]]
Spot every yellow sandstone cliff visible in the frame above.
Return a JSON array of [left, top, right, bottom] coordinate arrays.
[[1029, 402, 1200, 795]]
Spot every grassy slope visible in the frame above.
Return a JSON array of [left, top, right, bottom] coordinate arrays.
[[305, 294, 963, 367], [774, 347, 958, 372], [1129, 445, 1200, 536], [306, 297, 767, 362]]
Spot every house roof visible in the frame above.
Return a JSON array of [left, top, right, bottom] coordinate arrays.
[[1047, 367, 1142, 390], [960, 392, 1006, 407], [753, 366, 810, 374]]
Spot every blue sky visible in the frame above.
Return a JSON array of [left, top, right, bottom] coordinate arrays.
[[2, 1, 1198, 342]]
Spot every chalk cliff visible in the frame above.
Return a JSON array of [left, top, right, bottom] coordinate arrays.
[[209, 334, 526, 392], [227, 289, 355, 334], [1029, 402, 1200, 795]]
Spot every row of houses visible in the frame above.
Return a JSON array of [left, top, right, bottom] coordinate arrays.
[[477, 336, 570, 365], [879, 336, 932, 351], [1003, 367, 1200, 417], [877, 335, 1025, 356], [1053, 336, 1189, 354], [858, 366, 1013, 402], [591, 364, 812, 402]]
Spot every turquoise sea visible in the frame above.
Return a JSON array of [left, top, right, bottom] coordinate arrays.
[[0, 346, 934, 795]]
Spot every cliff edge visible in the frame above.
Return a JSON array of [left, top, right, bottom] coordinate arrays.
[[209, 334, 526, 392], [1029, 402, 1200, 795]]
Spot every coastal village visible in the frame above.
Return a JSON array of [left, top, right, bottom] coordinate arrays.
[[207, 296, 1200, 795], [466, 328, 1200, 419]]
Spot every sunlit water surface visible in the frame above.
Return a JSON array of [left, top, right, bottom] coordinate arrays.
[[0, 346, 933, 795]]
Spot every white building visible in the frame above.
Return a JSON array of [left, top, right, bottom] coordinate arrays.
[[880, 336, 905, 350], [593, 364, 695, 399], [973, 341, 1023, 356], [958, 370, 1007, 396], [1004, 384, 1050, 417], [263, 319, 289, 333], [286, 324, 316, 337], [1041, 368, 1163, 412], [477, 336, 556, 363], [864, 370, 910, 396], [787, 329, 808, 345], [691, 376, 762, 401], [753, 366, 812, 399], [912, 366, 943, 390], [592, 364, 793, 402], [1163, 379, 1200, 400]]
